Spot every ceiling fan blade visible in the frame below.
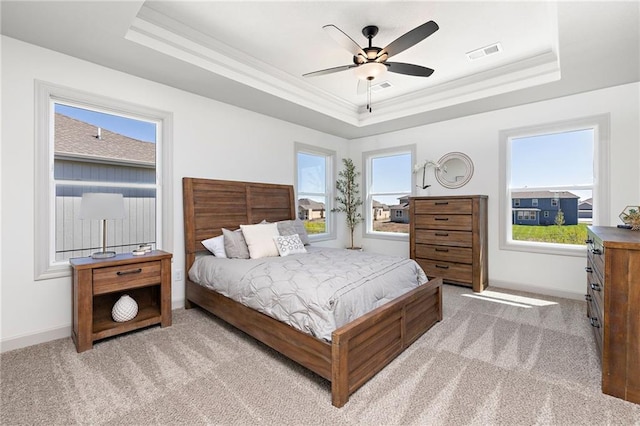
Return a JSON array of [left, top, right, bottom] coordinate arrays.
[[386, 62, 435, 77], [379, 20, 439, 59], [323, 24, 367, 58], [303, 64, 356, 77]]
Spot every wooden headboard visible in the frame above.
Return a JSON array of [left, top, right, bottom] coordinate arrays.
[[182, 177, 296, 261]]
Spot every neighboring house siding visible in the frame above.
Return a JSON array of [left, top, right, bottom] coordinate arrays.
[[511, 191, 579, 225]]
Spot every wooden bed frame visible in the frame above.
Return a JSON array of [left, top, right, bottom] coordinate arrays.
[[182, 177, 443, 407]]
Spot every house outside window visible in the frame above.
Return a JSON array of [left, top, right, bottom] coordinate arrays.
[[35, 81, 173, 280], [295, 143, 335, 241], [499, 114, 609, 256], [363, 146, 414, 239]]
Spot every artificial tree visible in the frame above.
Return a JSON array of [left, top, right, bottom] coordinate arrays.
[[332, 158, 363, 249]]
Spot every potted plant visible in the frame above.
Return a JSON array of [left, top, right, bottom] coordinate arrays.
[[332, 158, 363, 249]]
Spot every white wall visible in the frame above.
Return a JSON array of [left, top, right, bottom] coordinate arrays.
[[349, 82, 640, 299], [0, 36, 347, 351], [2, 34, 638, 351]]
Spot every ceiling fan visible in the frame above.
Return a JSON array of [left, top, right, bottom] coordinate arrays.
[[303, 21, 439, 112]]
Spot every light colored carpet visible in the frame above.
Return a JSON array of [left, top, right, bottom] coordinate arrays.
[[2, 285, 639, 425]]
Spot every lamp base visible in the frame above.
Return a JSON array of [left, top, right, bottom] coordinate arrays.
[[91, 251, 117, 259]]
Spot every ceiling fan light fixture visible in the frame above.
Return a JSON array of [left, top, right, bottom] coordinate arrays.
[[353, 62, 387, 80]]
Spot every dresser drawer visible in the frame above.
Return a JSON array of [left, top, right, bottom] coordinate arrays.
[[414, 214, 472, 231], [414, 229, 472, 247], [93, 261, 162, 295], [414, 199, 472, 215], [416, 259, 473, 285], [586, 287, 603, 357], [415, 244, 472, 264], [587, 237, 605, 277], [586, 261, 604, 311]]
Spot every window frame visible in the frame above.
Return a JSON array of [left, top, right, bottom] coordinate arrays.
[[362, 145, 415, 241], [294, 142, 336, 242], [35, 81, 173, 280], [499, 114, 610, 257]]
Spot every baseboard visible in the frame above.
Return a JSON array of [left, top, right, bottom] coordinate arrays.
[[1, 301, 186, 353], [489, 280, 584, 301], [1, 324, 71, 353]]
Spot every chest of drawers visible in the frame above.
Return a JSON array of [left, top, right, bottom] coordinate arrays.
[[410, 195, 488, 292], [585, 226, 640, 404]]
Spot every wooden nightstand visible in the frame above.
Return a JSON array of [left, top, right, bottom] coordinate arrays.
[[69, 250, 172, 352]]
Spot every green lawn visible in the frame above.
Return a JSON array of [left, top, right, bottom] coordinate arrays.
[[512, 224, 588, 245], [304, 220, 326, 234]]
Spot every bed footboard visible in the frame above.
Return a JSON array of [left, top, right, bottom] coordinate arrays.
[[331, 277, 443, 407]]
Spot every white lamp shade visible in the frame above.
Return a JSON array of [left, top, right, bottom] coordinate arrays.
[[353, 62, 387, 80], [78, 193, 126, 220]]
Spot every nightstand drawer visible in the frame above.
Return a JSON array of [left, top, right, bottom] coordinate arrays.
[[414, 214, 472, 231], [414, 198, 472, 215], [93, 261, 162, 295]]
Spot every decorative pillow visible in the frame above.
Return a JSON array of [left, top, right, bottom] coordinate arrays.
[[277, 219, 310, 245], [240, 223, 280, 259], [273, 234, 307, 257], [222, 228, 250, 259], [202, 235, 226, 257]]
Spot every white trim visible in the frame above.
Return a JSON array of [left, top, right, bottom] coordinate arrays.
[[362, 145, 415, 242], [0, 324, 71, 353], [498, 114, 610, 257], [294, 142, 336, 242], [34, 81, 173, 280], [489, 280, 585, 301]]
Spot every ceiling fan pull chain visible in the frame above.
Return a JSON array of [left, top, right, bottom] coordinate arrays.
[[367, 78, 372, 113]]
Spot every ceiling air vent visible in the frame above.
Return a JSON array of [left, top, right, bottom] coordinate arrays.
[[371, 81, 393, 92], [466, 42, 502, 61]]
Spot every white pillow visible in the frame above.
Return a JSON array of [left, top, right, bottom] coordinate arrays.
[[240, 223, 280, 259], [202, 235, 226, 257], [273, 234, 307, 257]]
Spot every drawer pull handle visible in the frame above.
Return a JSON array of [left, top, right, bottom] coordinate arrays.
[[434, 202, 449, 205], [116, 268, 143, 276], [589, 317, 600, 328], [590, 282, 601, 291], [435, 265, 449, 269], [435, 232, 449, 237], [434, 217, 449, 221], [585, 239, 593, 244], [585, 294, 592, 302], [591, 248, 602, 255], [435, 248, 449, 252], [585, 266, 593, 273]]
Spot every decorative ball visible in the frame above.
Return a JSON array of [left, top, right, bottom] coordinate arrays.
[[112, 295, 138, 322]]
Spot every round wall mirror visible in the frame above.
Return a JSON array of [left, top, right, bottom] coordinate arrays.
[[435, 152, 474, 189]]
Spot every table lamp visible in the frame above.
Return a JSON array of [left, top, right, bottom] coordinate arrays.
[[78, 193, 126, 259]]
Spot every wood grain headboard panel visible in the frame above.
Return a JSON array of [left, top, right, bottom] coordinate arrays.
[[183, 177, 296, 256]]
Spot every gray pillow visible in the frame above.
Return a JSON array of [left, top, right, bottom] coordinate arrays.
[[222, 228, 250, 259], [277, 219, 310, 245]]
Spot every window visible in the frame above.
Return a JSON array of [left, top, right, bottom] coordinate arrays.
[[499, 114, 609, 256], [363, 146, 414, 239], [35, 81, 173, 279], [295, 143, 335, 241], [514, 199, 520, 207]]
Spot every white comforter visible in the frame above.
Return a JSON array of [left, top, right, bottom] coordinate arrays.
[[188, 246, 428, 341]]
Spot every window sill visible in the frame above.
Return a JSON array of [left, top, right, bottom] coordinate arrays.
[[364, 232, 409, 242], [500, 240, 586, 257]]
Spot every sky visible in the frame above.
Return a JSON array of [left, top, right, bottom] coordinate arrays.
[[511, 128, 594, 201], [55, 104, 157, 143]]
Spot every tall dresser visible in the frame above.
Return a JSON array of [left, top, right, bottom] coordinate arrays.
[[410, 195, 488, 292], [585, 226, 640, 404]]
